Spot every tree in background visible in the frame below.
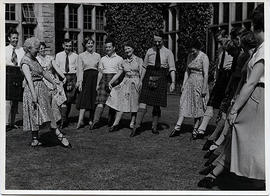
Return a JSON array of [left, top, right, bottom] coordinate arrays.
[[104, 3, 167, 59], [176, 3, 213, 86]]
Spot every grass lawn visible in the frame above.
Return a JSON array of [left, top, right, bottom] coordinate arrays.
[[5, 95, 265, 191]]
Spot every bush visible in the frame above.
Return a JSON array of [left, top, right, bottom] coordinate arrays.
[[104, 3, 168, 58], [176, 3, 213, 84]]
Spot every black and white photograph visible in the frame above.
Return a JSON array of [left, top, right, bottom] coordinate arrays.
[[1, 0, 268, 195]]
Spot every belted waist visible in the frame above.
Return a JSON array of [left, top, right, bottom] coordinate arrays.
[[190, 70, 203, 74], [33, 78, 43, 82], [125, 74, 139, 78]]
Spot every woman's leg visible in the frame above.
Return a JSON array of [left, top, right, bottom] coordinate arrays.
[[89, 109, 95, 124], [194, 117, 201, 129], [112, 111, 123, 126], [175, 115, 184, 130], [198, 106, 214, 132], [76, 109, 85, 128], [130, 112, 136, 128], [31, 130, 42, 146], [169, 114, 184, 137]]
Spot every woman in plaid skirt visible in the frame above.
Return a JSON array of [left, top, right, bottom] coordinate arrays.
[[106, 41, 143, 132]]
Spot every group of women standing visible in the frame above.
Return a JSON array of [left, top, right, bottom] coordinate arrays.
[[195, 4, 265, 188], [18, 3, 265, 188]]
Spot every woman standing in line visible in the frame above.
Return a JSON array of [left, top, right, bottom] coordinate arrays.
[[228, 4, 265, 181], [76, 37, 101, 129], [169, 39, 209, 138], [36, 42, 67, 124], [106, 41, 143, 133], [21, 37, 71, 148]]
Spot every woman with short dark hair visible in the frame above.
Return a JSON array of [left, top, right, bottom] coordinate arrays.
[[170, 38, 209, 138], [106, 41, 143, 133], [76, 37, 101, 129]]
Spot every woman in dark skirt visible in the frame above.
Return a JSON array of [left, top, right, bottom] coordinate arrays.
[[76, 37, 101, 129]]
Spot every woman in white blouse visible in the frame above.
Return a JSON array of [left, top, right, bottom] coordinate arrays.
[[76, 37, 101, 129]]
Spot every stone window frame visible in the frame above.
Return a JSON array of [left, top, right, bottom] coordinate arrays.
[[69, 5, 78, 29], [83, 5, 92, 30], [23, 24, 35, 41], [95, 33, 105, 55], [22, 3, 36, 24], [95, 7, 104, 31], [6, 3, 16, 21]]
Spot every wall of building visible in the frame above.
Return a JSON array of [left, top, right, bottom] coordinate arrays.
[[35, 4, 55, 55]]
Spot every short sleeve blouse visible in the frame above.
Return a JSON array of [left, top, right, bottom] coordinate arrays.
[[247, 42, 264, 83], [20, 54, 45, 81]]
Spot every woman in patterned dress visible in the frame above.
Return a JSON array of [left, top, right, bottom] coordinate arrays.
[[170, 39, 209, 138], [36, 42, 67, 123], [106, 42, 143, 132], [21, 37, 71, 148]]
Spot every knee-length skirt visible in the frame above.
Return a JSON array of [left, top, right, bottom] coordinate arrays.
[[179, 72, 209, 118], [23, 80, 54, 131], [76, 69, 98, 110], [139, 67, 168, 107], [230, 85, 265, 180], [106, 76, 141, 113]]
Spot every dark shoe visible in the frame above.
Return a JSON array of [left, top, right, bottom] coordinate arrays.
[[191, 128, 199, 140], [169, 128, 181, 137], [89, 121, 101, 130], [198, 176, 216, 188], [30, 138, 43, 147], [108, 124, 120, 132], [204, 154, 219, 167], [130, 127, 139, 137], [202, 140, 214, 151], [60, 121, 68, 129], [152, 127, 159, 135], [204, 142, 219, 159], [55, 129, 72, 148], [199, 164, 215, 175], [192, 129, 205, 140], [76, 121, 85, 129]]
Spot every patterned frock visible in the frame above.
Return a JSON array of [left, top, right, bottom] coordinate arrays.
[[21, 54, 54, 131], [36, 55, 67, 122], [106, 56, 143, 113], [179, 51, 209, 118]]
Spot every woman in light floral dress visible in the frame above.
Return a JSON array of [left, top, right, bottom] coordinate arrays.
[[106, 41, 143, 133], [21, 37, 71, 148], [170, 39, 209, 138]]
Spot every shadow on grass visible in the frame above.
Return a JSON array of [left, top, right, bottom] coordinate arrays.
[[38, 131, 62, 148], [216, 171, 265, 190]]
